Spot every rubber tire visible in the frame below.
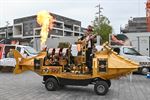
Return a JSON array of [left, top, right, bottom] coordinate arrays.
[[94, 80, 109, 95], [141, 67, 149, 75], [45, 78, 59, 91], [0, 66, 2, 71], [106, 80, 111, 88]]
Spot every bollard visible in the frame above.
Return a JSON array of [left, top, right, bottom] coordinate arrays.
[[129, 72, 133, 82]]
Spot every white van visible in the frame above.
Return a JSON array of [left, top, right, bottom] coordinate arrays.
[[0, 44, 38, 68], [112, 46, 150, 74]]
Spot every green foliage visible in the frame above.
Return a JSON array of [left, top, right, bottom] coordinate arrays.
[[93, 15, 113, 44]]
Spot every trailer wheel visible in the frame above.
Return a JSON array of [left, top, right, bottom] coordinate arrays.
[[45, 78, 59, 91], [94, 80, 109, 95]]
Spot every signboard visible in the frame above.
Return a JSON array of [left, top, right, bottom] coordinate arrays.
[[109, 34, 132, 46]]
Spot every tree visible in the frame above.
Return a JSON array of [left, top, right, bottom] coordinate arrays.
[[92, 15, 113, 44]]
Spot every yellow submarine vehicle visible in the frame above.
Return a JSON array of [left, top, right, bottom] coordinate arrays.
[[12, 41, 139, 95]]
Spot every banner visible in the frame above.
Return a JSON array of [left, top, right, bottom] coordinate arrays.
[[109, 34, 132, 46]]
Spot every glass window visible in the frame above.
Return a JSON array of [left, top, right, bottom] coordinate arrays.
[[123, 47, 141, 56], [113, 48, 120, 54], [23, 46, 38, 55], [16, 47, 21, 52]]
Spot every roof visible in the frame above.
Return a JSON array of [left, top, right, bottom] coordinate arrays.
[[111, 45, 133, 48], [0, 38, 31, 44], [0, 43, 29, 47]]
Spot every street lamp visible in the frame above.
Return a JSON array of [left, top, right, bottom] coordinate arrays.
[[95, 3, 103, 23], [5, 21, 10, 39]]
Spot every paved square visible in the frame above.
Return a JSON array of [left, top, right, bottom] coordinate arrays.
[[0, 72, 150, 100]]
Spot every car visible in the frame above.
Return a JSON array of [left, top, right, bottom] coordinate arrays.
[[0, 44, 38, 72]]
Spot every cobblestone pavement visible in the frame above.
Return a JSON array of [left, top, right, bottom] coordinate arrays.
[[0, 72, 150, 100]]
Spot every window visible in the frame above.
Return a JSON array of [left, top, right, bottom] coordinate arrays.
[[23, 46, 38, 55], [16, 47, 21, 52], [113, 48, 120, 54], [4, 46, 15, 58], [123, 47, 141, 56], [24, 51, 29, 56]]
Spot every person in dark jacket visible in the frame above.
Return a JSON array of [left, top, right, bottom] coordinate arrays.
[[84, 25, 96, 73]]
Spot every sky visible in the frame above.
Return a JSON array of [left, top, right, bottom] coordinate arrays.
[[0, 0, 147, 34]]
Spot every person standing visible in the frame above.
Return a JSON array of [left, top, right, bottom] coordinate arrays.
[[7, 49, 14, 58], [77, 38, 82, 56], [85, 25, 96, 73]]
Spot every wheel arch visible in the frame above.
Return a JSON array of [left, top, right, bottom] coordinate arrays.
[[43, 75, 59, 84], [92, 77, 106, 83], [92, 77, 111, 88]]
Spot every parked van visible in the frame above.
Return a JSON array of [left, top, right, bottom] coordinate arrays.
[[112, 46, 150, 74], [0, 44, 38, 72]]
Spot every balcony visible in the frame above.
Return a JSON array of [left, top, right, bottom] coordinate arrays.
[[64, 31, 73, 36], [13, 23, 23, 37]]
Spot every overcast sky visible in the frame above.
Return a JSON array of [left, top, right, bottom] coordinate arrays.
[[0, 0, 147, 33]]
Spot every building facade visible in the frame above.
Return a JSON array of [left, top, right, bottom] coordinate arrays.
[[13, 13, 82, 39], [0, 13, 82, 39], [0, 26, 13, 39], [121, 17, 147, 33], [0, 13, 83, 50]]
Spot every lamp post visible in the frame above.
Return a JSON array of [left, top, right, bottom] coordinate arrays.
[[6, 21, 10, 39], [95, 3, 103, 24], [95, 3, 103, 45]]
